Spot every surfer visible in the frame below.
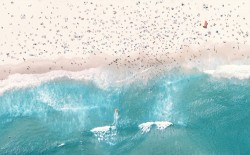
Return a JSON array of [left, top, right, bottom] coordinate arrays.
[[112, 108, 119, 126]]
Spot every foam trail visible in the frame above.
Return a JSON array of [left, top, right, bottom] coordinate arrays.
[[204, 65, 250, 79], [139, 121, 173, 134], [91, 126, 117, 142]]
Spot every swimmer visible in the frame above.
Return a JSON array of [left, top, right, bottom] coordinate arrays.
[[112, 108, 119, 126]]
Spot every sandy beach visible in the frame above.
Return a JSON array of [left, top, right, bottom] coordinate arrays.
[[1, 1, 250, 154], [0, 0, 250, 80]]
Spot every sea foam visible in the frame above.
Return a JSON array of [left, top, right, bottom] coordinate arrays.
[[139, 121, 173, 133], [0, 68, 108, 96], [91, 126, 117, 142], [0, 66, 153, 96], [204, 65, 250, 79]]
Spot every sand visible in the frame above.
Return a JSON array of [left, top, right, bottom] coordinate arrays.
[[0, 0, 250, 80]]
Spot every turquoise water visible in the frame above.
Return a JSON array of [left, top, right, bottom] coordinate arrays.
[[1, 71, 250, 155]]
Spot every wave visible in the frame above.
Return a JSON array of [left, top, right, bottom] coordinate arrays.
[[204, 65, 250, 79], [1, 62, 250, 96], [90, 121, 172, 144], [0, 66, 155, 96], [138, 121, 173, 133], [0, 68, 98, 95], [91, 125, 117, 142]]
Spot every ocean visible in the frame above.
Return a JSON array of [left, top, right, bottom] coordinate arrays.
[[0, 68, 250, 155]]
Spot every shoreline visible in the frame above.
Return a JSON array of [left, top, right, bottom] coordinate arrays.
[[1, 42, 250, 96]]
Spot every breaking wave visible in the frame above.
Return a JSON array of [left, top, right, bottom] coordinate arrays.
[[1, 67, 250, 154], [204, 65, 250, 79]]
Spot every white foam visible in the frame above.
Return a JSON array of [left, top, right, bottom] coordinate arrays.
[[58, 143, 65, 147], [91, 125, 117, 142], [0, 66, 155, 96], [138, 121, 172, 133], [204, 65, 250, 79], [0, 68, 110, 96], [91, 125, 116, 133]]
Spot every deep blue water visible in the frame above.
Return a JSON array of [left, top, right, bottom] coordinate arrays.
[[1, 71, 250, 155]]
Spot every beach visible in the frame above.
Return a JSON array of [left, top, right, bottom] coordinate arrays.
[[1, 0, 250, 154], [0, 0, 250, 80]]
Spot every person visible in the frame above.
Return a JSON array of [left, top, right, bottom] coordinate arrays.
[[203, 21, 208, 28], [112, 108, 119, 126]]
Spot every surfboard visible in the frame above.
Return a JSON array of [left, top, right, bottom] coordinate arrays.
[[91, 125, 116, 133]]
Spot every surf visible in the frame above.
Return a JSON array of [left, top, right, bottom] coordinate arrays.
[[1, 68, 250, 154]]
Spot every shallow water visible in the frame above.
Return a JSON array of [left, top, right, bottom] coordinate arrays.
[[0, 71, 250, 155]]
